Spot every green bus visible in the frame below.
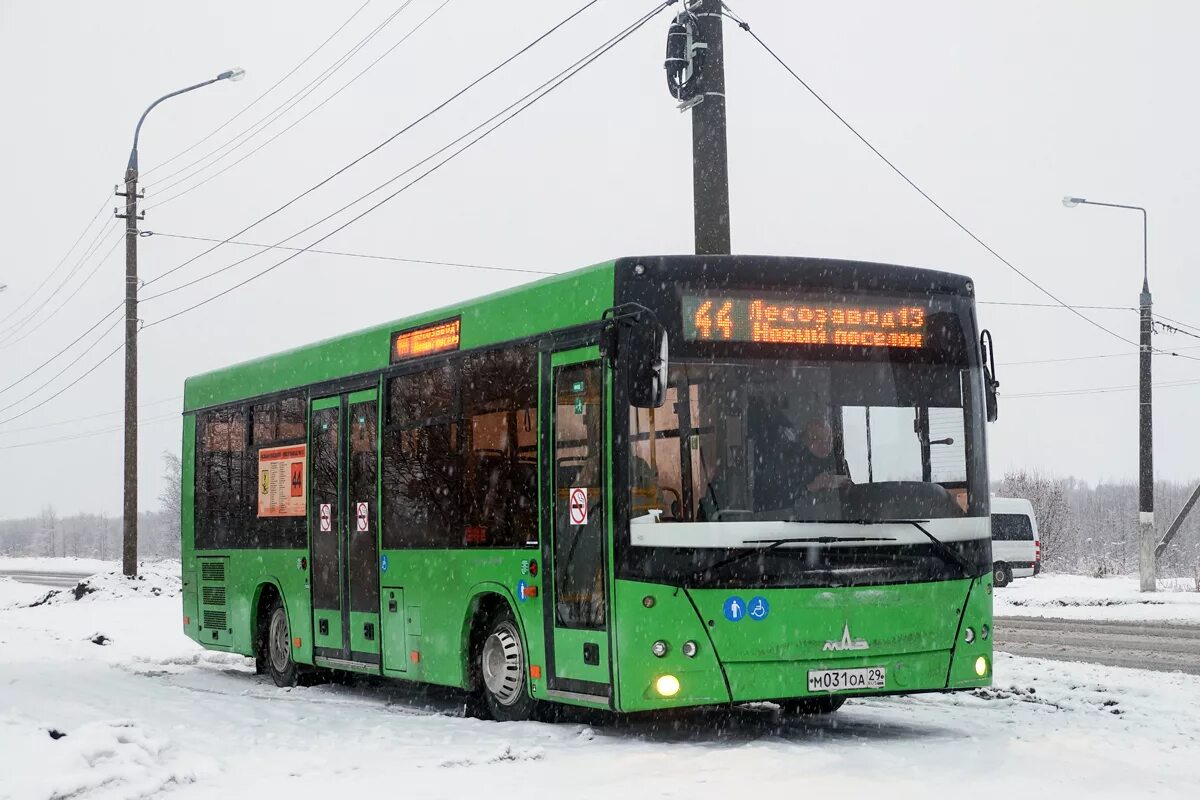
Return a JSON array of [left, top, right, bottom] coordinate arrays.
[[181, 254, 998, 719]]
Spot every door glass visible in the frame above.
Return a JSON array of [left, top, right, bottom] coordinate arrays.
[[554, 364, 605, 629], [348, 400, 379, 614], [310, 407, 341, 612]]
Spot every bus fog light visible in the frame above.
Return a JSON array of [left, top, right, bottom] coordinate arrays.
[[975, 656, 988, 677], [682, 640, 698, 658], [651, 640, 669, 657], [981, 624, 990, 640], [655, 674, 681, 697], [964, 627, 975, 644]]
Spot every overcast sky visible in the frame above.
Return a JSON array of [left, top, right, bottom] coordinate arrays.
[[1, 0, 1197, 519]]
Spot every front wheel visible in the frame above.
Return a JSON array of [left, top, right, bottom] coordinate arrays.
[[993, 562, 1013, 588], [777, 696, 846, 715], [476, 610, 535, 721]]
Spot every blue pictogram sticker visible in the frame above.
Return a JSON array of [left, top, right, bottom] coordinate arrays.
[[517, 579, 528, 603], [723, 595, 747, 622], [380, 554, 389, 573], [748, 596, 770, 621]]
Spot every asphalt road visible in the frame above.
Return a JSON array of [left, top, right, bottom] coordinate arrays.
[[995, 616, 1200, 675], [0, 568, 92, 588]]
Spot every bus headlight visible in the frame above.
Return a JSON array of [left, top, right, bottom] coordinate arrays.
[[964, 627, 975, 644], [655, 674, 681, 697], [651, 640, 669, 658], [975, 656, 988, 677]]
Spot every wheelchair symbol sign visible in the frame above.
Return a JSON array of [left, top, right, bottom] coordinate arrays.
[[748, 596, 770, 621]]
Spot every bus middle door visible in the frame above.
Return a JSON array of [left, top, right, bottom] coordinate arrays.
[[309, 389, 381, 671]]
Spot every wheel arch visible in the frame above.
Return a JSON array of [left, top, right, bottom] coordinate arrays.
[[460, 583, 528, 691], [250, 579, 286, 663]]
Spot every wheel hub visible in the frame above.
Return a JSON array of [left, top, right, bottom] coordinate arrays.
[[481, 621, 523, 706], [269, 609, 291, 673]]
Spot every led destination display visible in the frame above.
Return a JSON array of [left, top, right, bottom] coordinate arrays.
[[682, 292, 928, 349]]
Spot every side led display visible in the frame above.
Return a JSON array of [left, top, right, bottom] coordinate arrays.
[[391, 318, 461, 362]]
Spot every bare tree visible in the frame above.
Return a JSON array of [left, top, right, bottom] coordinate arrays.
[[160, 451, 182, 540]]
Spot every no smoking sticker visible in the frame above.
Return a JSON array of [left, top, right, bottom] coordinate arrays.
[[319, 503, 332, 532], [569, 487, 588, 525], [356, 501, 369, 533]]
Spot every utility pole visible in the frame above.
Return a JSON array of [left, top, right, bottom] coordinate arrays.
[[1063, 196, 1154, 590], [116, 165, 142, 578], [117, 68, 244, 578], [691, 0, 731, 255]]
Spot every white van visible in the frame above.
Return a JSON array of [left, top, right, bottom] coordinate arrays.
[[990, 497, 1041, 587]]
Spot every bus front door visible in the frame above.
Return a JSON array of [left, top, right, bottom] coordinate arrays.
[[542, 348, 613, 706], [309, 389, 381, 671]]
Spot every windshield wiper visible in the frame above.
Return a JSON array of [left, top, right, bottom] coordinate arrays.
[[692, 535, 897, 581], [904, 520, 974, 577]]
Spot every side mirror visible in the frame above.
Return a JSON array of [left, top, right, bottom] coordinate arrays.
[[980, 329, 999, 423], [624, 322, 669, 409]]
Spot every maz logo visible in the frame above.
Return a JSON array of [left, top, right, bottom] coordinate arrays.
[[822, 622, 870, 651]]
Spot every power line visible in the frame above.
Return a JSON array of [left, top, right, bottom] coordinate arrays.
[[0, 395, 181, 436], [0, 302, 123, 399], [0, 338, 124, 428], [144, 0, 450, 212], [141, 1, 418, 196], [141, 1, 675, 326], [0, 315, 123, 415], [1154, 311, 1200, 335], [1006, 377, 1200, 399], [0, 412, 177, 451], [1154, 317, 1200, 342], [979, 300, 1134, 312], [724, 5, 1200, 362], [139, 0, 604, 292], [139, 1, 373, 180], [0, 195, 111, 326], [1001, 346, 1200, 367], [141, 231, 554, 276]]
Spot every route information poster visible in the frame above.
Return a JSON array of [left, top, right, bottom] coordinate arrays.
[[258, 444, 307, 517]]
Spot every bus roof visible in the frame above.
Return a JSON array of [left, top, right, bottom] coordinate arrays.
[[183, 258, 616, 412]]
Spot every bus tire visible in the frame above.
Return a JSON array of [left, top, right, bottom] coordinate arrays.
[[264, 597, 300, 688], [778, 696, 846, 715], [993, 562, 1012, 588], [475, 608, 535, 722]]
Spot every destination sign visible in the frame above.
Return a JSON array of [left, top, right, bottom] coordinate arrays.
[[391, 318, 461, 362], [682, 292, 927, 348]]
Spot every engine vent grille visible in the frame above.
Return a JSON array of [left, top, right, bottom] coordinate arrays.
[[201, 561, 225, 583], [203, 610, 227, 630], [202, 586, 226, 606]]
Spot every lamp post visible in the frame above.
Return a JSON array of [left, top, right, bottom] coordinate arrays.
[[118, 68, 245, 578], [1062, 195, 1154, 591]]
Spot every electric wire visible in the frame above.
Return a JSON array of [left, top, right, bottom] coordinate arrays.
[[0, 395, 182, 436], [140, 1, 675, 326], [0, 412, 177, 451], [142, 231, 555, 276], [1006, 377, 1200, 399], [0, 314, 124, 415], [722, 4, 1200, 362], [141, 1, 417, 196], [143, 0, 450, 211], [0, 194, 111, 326], [140, 0, 604, 292], [139, 1, 373, 179]]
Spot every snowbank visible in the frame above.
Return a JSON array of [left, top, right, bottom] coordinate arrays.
[[0, 577, 50, 609], [29, 561, 181, 606], [1, 577, 1199, 798], [996, 572, 1200, 623], [0, 556, 115, 574]]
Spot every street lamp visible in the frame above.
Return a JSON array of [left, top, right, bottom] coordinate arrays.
[[1062, 195, 1154, 591], [118, 68, 245, 578]]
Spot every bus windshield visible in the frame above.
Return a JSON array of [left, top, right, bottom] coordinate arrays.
[[627, 356, 987, 548]]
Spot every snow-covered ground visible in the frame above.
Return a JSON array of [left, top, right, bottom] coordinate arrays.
[[996, 572, 1200, 624], [0, 556, 116, 575], [1, 563, 1198, 799]]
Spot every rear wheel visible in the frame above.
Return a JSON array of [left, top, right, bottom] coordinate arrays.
[[475, 609, 535, 722], [264, 598, 300, 687], [777, 696, 846, 715], [993, 562, 1013, 588]]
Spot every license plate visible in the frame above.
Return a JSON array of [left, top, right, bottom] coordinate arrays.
[[807, 666, 886, 693]]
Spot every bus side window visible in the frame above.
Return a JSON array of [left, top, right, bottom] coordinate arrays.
[[195, 405, 248, 550]]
